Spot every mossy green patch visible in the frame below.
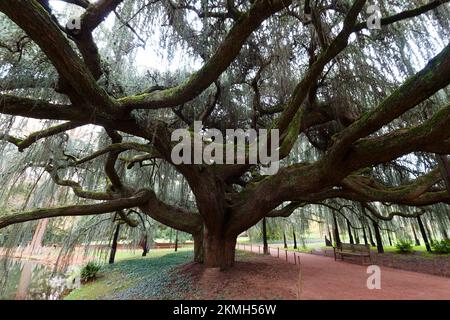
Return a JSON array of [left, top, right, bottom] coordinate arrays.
[[65, 249, 193, 300]]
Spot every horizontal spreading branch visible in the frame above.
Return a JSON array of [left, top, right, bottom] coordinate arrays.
[[0, 189, 152, 229], [354, 0, 450, 32], [139, 190, 203, 235], [266, 202, 304, 217], [362, 203, 427, 221]]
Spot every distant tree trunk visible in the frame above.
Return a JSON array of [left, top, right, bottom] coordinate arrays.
[[28, 218, 49, 255], [425, 220, 434, 244], [437, 154, 450, 225], [362, 226, 368, 245], [141, 234, 148, 256], [174, 230, 178, 252], [346, 220, 354, 244], [109, 223, 121, 264], [417, 216, 431, 252], [283, 231, 287, 249], [367, 224, 376, 247], [411, 223, 420, 246], [387, 231, 393, 246], [292, 225, 298, 249], [262, 218, 269, 254], [354, 228, 360, 244], [333, 213, 341, 247], [327, 223, 333, 245], [372, 220, 384, 253], [440, 223, 449, 240]]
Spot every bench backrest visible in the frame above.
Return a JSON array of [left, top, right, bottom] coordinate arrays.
[[339, 243, 370, 252]]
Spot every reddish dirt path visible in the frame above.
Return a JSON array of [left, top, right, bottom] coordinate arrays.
[[235, 244, 450, 300]]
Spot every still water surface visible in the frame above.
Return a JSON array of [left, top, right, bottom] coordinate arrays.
[[0, 258, 80, 300]]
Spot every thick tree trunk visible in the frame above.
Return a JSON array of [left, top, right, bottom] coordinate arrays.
[[417, 216, 431, 252], [372, 220, 384, 253], [203, 228, 236, 269], [262, 218, 269, 254], [109, 223, 121, 264], [283, 231, 288, 248], [387, 231, 393, 246], [193, 232, 204, 263]]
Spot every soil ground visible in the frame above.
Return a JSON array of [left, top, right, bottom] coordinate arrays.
[[172, 249, 450, 300]]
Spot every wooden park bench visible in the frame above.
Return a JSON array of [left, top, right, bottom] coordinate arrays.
[[333, 243, 372, 265]]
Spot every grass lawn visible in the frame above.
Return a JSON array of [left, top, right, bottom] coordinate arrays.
[[65, 248, 194, 300]]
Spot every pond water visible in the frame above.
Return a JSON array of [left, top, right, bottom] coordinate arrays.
[[0, 258, 81, 300]]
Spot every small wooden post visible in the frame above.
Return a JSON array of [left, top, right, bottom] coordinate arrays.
[[277, 247, 280, 258], [294, 252, 297, 265], [285, 250, 288, 262], [259, 245, 261, 254]]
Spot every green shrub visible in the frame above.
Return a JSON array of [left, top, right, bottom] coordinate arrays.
[[431, 239, 450, 254], [80, 262, 101, 283], [395, 239, 414, 253]]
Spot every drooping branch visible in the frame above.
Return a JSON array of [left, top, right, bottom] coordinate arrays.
[[46, 164, 115, 201], [118, 0, 293, 110], [104, 129, 125, 191], [266, 202, 304, 217], [326, 43, 450, 166], [1, 121, 85, 152], [341, 168, 443, 203], [0, 189, 152, 229], [362, 203, 427, 222], [276, 0, 367, 158]]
